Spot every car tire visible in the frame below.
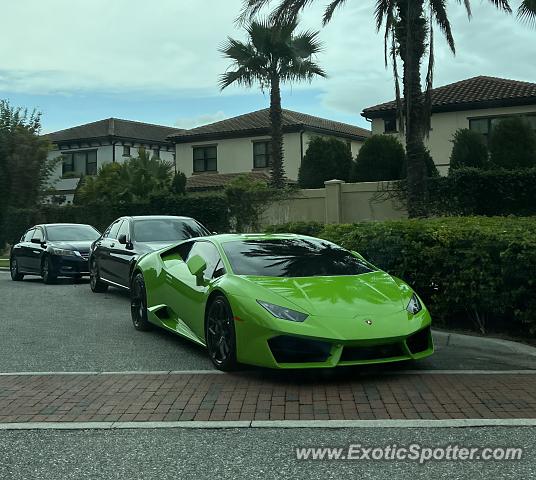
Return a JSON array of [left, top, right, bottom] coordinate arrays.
[[10, 257, 24, 281], [90, 258, 108, 293], [205, 294, 238, 372], [130, 273, 152, 331], [41, 256, 57, 284]]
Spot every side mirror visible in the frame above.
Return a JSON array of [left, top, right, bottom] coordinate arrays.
[[118, 234, 127, 245], [31, 238, 43, 245], [186, 254, 207, 283]]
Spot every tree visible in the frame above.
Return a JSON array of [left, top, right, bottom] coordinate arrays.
[[224, 174, 278, 232], [449, 128, 489, 173], [75, 148, 173, 203], [298, 136, 352, 188], [489, 117, 536, 169], [0, 100, 57, 237], [170, 171, 187, 195], [239, 0, 536, 216], [219, 19, 326, 188], [351, 135, 405, 182]]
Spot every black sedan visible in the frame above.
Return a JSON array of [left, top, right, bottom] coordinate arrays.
[[89, 215, 210, 293], [10, 223, 101, 284]]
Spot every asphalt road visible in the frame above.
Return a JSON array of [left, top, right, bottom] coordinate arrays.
[[1, 271, 535, 372], [1, 427, 534, 480]]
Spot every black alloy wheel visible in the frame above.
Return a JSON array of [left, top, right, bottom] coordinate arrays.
[[10, 257, 24, 281], [205, 295, 237, 371], [130, 273, 152, 331], [90, 259, 108, 293], [42, 257, 57, 284]]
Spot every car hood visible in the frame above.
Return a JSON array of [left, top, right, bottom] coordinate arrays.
[[50, 241, 94, 253], [243, 271, 407, 317]]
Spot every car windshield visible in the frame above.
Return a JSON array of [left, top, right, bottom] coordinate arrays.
[[46, 225, 100, 242], [222, 238, 374, 277], [133, 218, 209, 243]]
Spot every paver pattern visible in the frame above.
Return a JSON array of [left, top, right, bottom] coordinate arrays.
[[1, 372, 535, 423]]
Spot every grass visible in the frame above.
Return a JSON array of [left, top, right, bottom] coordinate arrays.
[[0, 258, 9, 268]]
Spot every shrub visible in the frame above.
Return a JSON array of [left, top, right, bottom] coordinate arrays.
[[351, 135, 405, 182], [298, 137, 353, 188], [449, 128, 489, 173], [489, 117, 536, 169], [428, 167, 536, 216], [265, 221, 324, 237], [224, 175, 281, 232], [265, 217, 536, 336]]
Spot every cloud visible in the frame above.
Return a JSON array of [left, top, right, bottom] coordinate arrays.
[[1, 0, 535, 124], [175, 110, 227, 129]]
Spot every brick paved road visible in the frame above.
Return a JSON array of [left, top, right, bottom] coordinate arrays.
[[1, 372, 535, 423]]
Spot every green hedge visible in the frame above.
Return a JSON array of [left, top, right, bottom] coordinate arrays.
[[266, 217, 536, 336], [0, 193, 229, 246], [428, 167, 536, 216]]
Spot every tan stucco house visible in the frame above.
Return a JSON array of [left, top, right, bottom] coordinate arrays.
[[167, 108, 370, 190], [362, 76, 536, 175], [45, 118, 180, 203]]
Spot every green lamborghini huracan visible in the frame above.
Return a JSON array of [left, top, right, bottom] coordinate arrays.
[[130, 234, 433, 371]]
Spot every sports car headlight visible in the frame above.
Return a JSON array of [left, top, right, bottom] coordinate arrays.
[[257, 300, 308, 322], [406, 293, 422, 315], [50, 248, 78, 257]]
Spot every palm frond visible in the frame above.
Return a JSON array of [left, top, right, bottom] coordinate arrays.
[[424, 8, 435, 135], [291, 30, 324, 57], [236, 0, 273, 25], [518, 0, 536, 26], [282, 58, 327, 82], [323, 0, 347, 25], [486, 0, 512, 13], [430, 0, 455, 53], [269, 0, 314, 24], [454, 0, 472, 18]]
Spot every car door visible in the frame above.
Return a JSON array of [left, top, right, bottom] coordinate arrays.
[[163, 240, 224, 342], [27, 227, 47, 273], [12, 228, 35, 271], [108, 219, 137, 288], [96, 219, 123, 283]]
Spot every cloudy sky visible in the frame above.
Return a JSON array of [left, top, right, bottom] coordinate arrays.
[[1, 0, 534, 133]]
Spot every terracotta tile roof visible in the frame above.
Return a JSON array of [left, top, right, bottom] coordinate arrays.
[[45, 118, 183, 144], [186, 171, 296, 191], [169, 108, 370, 142], [362, 76, 536, 118]]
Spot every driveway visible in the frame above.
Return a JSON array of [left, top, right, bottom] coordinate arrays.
[[1, 271, 535, 373]]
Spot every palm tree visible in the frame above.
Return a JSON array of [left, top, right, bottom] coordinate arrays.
[[239, 0, 536, 216], [219, 19, 326, 188]]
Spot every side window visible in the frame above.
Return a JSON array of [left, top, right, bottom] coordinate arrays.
[[32, 228, 44, 242], [117, 220, 130, 240], [175, 241, 194, 261], [186, 241, 222, 279], [106, 221, 122, 239], [23, 229, 35, 242]]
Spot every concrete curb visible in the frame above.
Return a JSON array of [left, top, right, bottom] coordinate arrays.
[[1, 419, 536, 431], [432, 329, 536, 357]]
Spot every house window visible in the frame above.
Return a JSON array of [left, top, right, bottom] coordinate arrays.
[[61, 150, 97, 176], [153, 148, 160, 158], [469, 114, 536, 146], [384, 115, 397, 133], [193, 146, 217, 172], [62, 153, 74, 175], [86, 150, 97, 175], [253, 141, 272, 168], [123, 146, 131, 157]]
